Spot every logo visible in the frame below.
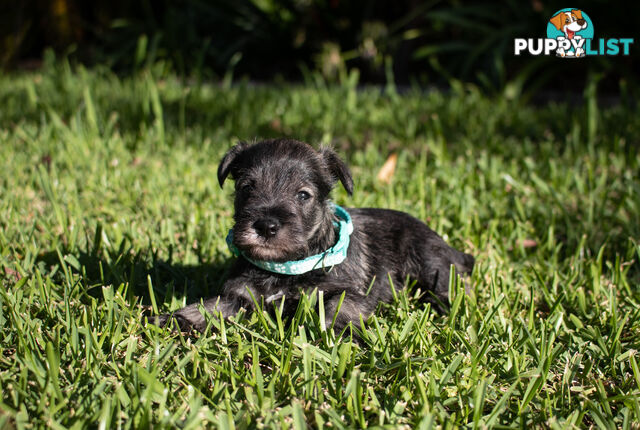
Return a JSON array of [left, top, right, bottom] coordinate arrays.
[[514, 8, 633, 57], [546, 9, 593, 57]]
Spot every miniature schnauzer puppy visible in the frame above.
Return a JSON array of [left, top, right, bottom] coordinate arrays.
[[155, 138, 474, 334]]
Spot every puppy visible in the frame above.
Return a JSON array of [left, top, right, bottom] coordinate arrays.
[[155, 139, 474, 334], [549, 9, 588, 57], [549, 9, 587, 40]]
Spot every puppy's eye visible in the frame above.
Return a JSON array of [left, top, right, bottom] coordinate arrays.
[[297, 190, 311, 201], [239, 183, 253, 194], [565, 18, 570, 23]]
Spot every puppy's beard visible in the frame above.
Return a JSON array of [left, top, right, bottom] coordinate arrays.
[[232, 204, 335, 262], [233, 227, 307, 262]]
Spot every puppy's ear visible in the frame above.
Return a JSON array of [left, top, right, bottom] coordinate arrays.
[[320, 147, 354, 195], [572, 9, 582, 20], [218, 141, 249, 188], [549, 12, 564, 30]]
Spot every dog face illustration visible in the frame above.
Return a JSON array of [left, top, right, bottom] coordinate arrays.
[[549, 9, 588, 39]]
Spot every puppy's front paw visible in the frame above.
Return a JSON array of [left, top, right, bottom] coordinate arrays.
[[149, 313, 170, 327], [147, 313, 198, 332], [144, 313, 170, 329], [147, 314, 185, 331]]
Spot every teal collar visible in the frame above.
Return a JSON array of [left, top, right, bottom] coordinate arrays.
[[226, 204, 353, 275]]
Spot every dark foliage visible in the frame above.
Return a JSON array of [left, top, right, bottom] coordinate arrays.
[[2, 0, 639, 96]]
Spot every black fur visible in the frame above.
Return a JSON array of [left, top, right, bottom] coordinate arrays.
[[154, 139, 474, 334]]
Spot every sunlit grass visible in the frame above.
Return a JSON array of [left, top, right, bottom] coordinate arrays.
[[0, 62, 639, 428]]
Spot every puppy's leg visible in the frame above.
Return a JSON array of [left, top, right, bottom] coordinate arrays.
[[153, 295, 245, 332], [152, 278, 255, 332], [323, 292, 378, 336], [417, 251, 474, 313]]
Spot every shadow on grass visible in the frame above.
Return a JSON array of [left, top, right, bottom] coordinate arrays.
[[35, 240, 235, 310]]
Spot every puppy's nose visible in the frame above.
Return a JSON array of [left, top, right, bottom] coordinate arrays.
[[253, 218, 281, 238], [577, 19, 585, 25]]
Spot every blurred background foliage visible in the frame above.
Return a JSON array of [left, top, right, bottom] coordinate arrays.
[[1, 0, 639, 100]]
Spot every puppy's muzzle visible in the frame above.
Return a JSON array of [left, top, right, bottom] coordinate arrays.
[[253, 217, 281, 238]]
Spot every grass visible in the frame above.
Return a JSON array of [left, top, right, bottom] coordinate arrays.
[[0, 61, 639, 428]]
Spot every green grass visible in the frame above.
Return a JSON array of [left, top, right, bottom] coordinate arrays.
[[1, 62, 639, 428]]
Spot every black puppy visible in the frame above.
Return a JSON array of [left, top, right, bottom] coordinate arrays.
[[155, 139, 474, 333]]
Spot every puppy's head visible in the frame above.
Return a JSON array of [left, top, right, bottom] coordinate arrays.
[[549, 10, 587, 35], [218, 139, 353, 262]]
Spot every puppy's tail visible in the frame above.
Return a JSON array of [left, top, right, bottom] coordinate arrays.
[[461, 253, 475, 275]]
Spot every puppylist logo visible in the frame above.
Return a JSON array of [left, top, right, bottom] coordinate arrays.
[[515, 8, 634, 58]]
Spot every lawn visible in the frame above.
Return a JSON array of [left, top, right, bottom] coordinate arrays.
[[1, 62, 639, 428]]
